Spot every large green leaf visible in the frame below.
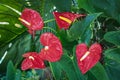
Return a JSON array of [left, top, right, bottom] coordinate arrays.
[[104, 31, 120, 46], [104, 48, 120, 80], [0, 4, 26, 47], [104, 48, 120, 63], [49, 62, 62, 80], [77, 0, 120, 23], [0, 0, 26, 47], [77, 0, 95, 13], [58, 54, 78, 80], [58, 29, 78, 56], [50, 54, 82, 80], [67, 13, 101, 42], [90, 62, 109, 80], [90, 0, 120, 23], [80, 27, 92, 46], [0, 0, 23, 11], [105, 58, 120, 80], [50, 0, 72, 12]]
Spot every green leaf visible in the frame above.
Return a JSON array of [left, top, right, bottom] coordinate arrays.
[[51, 54, 79, 80], [58, 29, 78, 55], [0, 3, 26, 47], [80, 27, 92, 45], [0, 0, 22, 12], [6, 61, 16, 80], [67, 13, 101, 42], [86, 72, 97, 80], [72, 46, 86, 80], [77, 0, 120, 23], [104, 48, 120, 63], [77, 0, 95, 13], [90, 0, 120, 23], [0, 33, 31, 73], [105, 58, 120, 80], [49, 62, 62, 80], [59, 55, 78, 80], [51, 0, 72, 12], [104, 31, 120, 46], [90, 62, 109, 80]]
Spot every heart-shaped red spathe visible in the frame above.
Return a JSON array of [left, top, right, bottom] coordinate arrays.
[[21, 52, 45, 70], [53, 12, 85, 29], [19, 8, 44, 35], [39, 32, 63, 62], [76, 43, 102, 74]]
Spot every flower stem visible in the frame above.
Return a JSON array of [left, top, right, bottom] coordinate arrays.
[[98, 38, 104, 43], [43, 27, 57, 33], [44, 19, 55, 24]]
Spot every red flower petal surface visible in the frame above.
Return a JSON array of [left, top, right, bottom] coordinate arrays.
[[76, 43, 102, 74], [19, 8, 44, 35], [39, 32, 63, 62], [53, 12, 85, 29], [21, 52, 45, 70]]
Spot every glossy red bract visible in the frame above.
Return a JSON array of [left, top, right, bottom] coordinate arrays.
[[76, 43, 102, 74], [39, 32, 63, 62], [20, 8, 44, 35], [53, 12, 85, 29], [21, 52, 45, 70]]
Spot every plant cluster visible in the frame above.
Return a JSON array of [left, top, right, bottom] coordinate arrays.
[[0, 0, 120, 80]]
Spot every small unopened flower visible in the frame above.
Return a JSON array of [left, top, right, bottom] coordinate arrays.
[[19, 8, 44, 36], [21, 52, 45, 70], [76, 43, 102, 74], [53, 12, 85, 29], [39, 32, 63, 62]]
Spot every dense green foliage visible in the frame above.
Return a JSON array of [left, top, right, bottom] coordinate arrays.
[[0, 0, 120, 80]]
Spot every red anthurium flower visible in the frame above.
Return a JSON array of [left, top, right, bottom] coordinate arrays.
[[19, 8, 44, 36], [21, 52, 45, 70], [76, 43, 102, 74], [39, 32, 63, 62], [53, 12, 85, 29]]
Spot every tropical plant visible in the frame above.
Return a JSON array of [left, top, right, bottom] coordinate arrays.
[[0, 0, 120, 80]]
